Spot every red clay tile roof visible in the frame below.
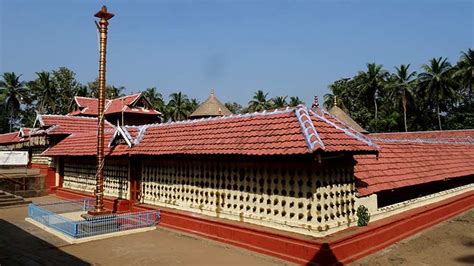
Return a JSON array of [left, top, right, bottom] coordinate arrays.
[[42, 129, 128, 156], [71, 93, 161, 117], [370, 129, 474, 142], [73, 97, 100, 116], [310, 109, 376, 152], [355, 138, 474, 196], [0, 132, 24, 145], [35, 114, 114, 136], [44, 106, 379, 157]]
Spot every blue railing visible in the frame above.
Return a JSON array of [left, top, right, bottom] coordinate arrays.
[[28, 199, 160, 239]]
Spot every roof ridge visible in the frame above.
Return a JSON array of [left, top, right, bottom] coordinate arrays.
[[370, 128, 474, 135], [40, 114, 99, 120], [294, 105, 324, 151], [372, 137, 474, 145], [113, 93, 141, 101], [75, 96, 98, 100]]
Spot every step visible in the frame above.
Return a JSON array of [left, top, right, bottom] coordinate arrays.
[[0, 194, 16, 199], [0, 195, 20, 201], [0, 197, 23, 204], [0, 199, 31, 208]]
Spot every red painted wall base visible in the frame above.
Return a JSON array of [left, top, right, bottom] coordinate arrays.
[[55, 187, 474, 265], [133, 191, 474, 265], [55, 188, 132, 213], [30, 163, 56, 193]]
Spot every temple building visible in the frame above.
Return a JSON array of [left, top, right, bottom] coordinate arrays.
[[0, 102, 472, 263], [69, 93, 161, 125], [190, 90, 233, 119]]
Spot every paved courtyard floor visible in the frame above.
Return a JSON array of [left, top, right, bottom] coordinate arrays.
[[352, 208, 473, 266], [0, 195, 472, 265]]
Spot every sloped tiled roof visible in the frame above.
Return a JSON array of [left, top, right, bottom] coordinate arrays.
[[0, 127, 34, 145], [42, 129, 128, 156], [370, 129, 474, 142], [71, 93, 161, 117], [35, 114, 114, 136], [0, 132, 24, 145], [355, 138, 474, 196], [43, 106, 379, 157]]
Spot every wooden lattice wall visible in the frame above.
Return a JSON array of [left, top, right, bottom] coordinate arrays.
[[141, 157, 357, 236], [63, 158, 129, 199]]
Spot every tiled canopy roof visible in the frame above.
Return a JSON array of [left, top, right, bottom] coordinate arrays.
[[34, 114, 114, 136], [328, 106, 368, 134], [71, 93, 161, 117], [43, 106, 379, 157], [190, 91, 233, 118], [355, 138, 474, 196]]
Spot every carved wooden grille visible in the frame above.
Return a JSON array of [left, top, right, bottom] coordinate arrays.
[[63, 158, 129, 199], [141, 158, 356, 235]]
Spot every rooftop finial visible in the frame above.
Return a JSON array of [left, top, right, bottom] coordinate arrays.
[[210, 88, 215, 96], [333, 95, 337, 107], [311, 96, 319, 110]]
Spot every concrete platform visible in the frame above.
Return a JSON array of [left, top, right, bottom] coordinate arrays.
[[26, 217, 156, 244]]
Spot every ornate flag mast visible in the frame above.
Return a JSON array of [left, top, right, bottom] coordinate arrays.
[[89, 6, 114, 216]]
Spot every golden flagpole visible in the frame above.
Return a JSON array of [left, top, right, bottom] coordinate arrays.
[[89, 6, 114, 216]]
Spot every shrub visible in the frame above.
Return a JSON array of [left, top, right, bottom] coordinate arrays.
[[356, 205, 370, 226]]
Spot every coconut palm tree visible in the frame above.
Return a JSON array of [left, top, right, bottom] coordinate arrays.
[[107, 86, 126, 99], [188, 98, 200, 113], [454, 49, 474, 104], [324, 78, 350, 109], [271, 96, 287, 108], [248, 90, 271, 112], [418, 57, 457, 130], [167, 92, 191, 121], [288, 96, 304, 107], [34, 71, 58, 114], [0, 72, 29, 132], [387, 64, 417, 132], [356, 63, 388, 129], [143, 87, 165, 112]]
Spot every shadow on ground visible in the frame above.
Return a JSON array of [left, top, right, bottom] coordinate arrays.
[[307, 243, 342, 266], [0, 219, 89, 265]]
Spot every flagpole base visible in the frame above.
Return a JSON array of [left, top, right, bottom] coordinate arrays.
[[86, 209, 112, 216]]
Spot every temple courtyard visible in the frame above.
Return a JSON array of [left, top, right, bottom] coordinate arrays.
[[0, 195, 472, 265]]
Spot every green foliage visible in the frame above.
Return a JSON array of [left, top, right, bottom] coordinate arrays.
[[0, 48, 472, 134], [167, 92, 192, 121], [289, 96, 304, 107], [356, 205, 370, 226], [271, 96, 288, 108], [225, 102, 243, 114], [326, 48, 473, 132], [248, 90, 271, 112]]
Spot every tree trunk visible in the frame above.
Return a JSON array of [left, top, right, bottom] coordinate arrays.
[[402, 94, 408, 132], [436, 103, 442, 131], [374, 95, 378, 131], [9, 108, 14, 133]]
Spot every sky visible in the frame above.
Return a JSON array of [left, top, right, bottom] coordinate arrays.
[[0, 0, 473, 106]]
